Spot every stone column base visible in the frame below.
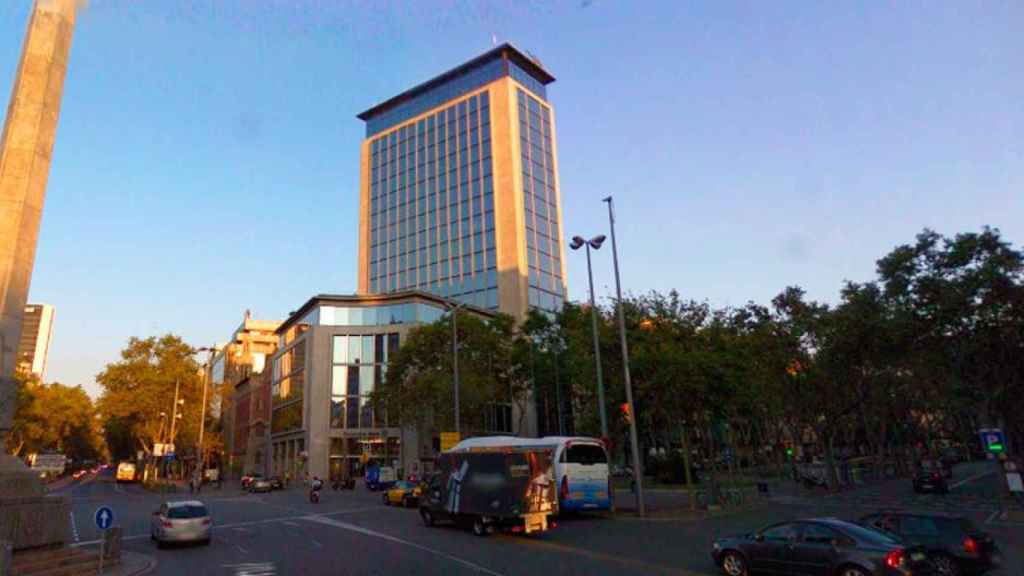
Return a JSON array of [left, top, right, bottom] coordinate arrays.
[[0, 455, 69, 550]]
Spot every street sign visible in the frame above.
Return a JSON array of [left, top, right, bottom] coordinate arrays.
[[980, 428, 1007, 454], [440, 432, 461, 452], [94, 506, 114, 530]]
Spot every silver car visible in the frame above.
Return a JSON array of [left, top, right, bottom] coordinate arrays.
[[151, 500, 212, 547], [250, 477, 273, 493]]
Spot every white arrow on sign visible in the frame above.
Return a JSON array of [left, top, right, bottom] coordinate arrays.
[[100, 510, 110, 526]]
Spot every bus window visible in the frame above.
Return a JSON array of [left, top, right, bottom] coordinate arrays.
[[566, 444, 608, 466]]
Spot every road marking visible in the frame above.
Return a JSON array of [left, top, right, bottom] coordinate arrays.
[[69, 511, 79, 542], [302, 515, 504, 576], [950, 469, 996, 489], [281, 521, 301, 527], [234, 527, 254, 534], [70, 505, 382, 548], [985, 509, 1001, 524], [501, 535, 699, 575], [223, 562, 276, 576], [309, 539, 322, 549], [236, 544, 249, 554]]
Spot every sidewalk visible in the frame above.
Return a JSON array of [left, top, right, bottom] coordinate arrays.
[[103, 551, 156, 576]]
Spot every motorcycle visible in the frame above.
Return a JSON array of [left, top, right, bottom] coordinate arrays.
[[310, 479, 323, 503]]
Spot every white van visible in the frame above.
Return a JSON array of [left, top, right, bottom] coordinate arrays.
[[449, 436, 611, 512]]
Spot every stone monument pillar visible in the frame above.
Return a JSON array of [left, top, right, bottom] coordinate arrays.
[[0, 0, 78, 551]]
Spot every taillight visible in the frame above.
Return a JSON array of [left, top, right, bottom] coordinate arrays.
[[884, 548, 904, 568], [162, 521, 173, 528], [964, 537, 978, 555], [933, 473, 941, 480], [202, 518, 211, 526], [560, 476, 568, 501]]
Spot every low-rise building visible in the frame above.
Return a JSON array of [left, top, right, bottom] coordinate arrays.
[[269, 290, 493, 483]]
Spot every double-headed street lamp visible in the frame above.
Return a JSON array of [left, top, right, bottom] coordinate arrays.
[[569, 234, 608, 441]]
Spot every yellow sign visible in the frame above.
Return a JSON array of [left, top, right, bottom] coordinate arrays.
[[359, 453, 369, 465], [440, 432, 461, 452]]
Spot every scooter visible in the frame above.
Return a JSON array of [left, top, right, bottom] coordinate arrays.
[[310, 487, 321, 503]]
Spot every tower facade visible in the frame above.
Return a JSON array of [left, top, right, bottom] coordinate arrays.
[[357, 44, 567, 320]]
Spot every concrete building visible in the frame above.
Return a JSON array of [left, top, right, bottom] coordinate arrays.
[[209, 312, 280, 478], [357, 44, 567, 320], [269, 291, 494, 483], [16, 303, 54, 380]]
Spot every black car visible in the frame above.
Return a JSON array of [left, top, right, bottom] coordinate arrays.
[[913, 461, 950, 494], [860, 513, 1001, 576], [711, 518, 934, 576]]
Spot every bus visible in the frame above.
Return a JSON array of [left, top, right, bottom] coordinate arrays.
[[449, 436, 611, 512], [116, 461, 137, 483]]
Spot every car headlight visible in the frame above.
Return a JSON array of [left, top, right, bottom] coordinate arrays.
[[712, 542, 721, 550]]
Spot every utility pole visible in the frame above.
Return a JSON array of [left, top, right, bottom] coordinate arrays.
[[452, 306, 460, 435], [168, 378, 181, 446], [603, 195, 645, 516], [585, 241, 608, 439], [197, 351, 212, 472]]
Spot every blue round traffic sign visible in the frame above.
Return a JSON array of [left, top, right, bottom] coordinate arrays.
[[94, 506, 114, 530]]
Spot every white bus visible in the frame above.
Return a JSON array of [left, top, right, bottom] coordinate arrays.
[[449, 436, 611, 512]]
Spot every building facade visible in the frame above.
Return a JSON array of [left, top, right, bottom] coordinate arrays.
[[16, 303, 54, 380], [357, 44, 567, 320], [210, 313, 281, 478], [269, 291, 494, 483]]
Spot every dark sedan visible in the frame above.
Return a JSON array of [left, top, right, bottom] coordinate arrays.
[[860, 513, 1001, 576], [711, 518, 934, 576], [913, 461, 950, 494]]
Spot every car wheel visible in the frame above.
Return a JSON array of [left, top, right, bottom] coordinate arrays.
[[382, 493, 389, 505], [420, 509, 435, 527], [931, 554, 960, 576], [472, 517, 488, 537], [202, 538, 212, 547], [402, 496, 412, 508], [837, 566, 869, 576], [155, 538, 165, 550], [720, 551, 747, 576]]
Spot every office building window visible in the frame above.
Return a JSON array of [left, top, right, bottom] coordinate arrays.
[[330, 334, 398, 430]]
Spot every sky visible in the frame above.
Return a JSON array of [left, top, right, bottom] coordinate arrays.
[[1, 1, 1021, 398]]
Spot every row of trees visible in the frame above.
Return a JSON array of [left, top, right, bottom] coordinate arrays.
[[374, 227, 1024, 484], [5, 370, 107, 464]]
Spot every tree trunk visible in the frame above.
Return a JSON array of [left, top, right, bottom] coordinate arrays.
[[679, 422, 695, 511], [823, 430, 840, 490]]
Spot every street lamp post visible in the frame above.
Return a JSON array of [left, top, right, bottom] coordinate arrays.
[[569, 234, 608, 440], [442, 301, 467, 435], [602, 195, 645, 516], [194, 346, 217, 474]]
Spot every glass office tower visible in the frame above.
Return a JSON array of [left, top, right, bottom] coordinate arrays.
[[357, 44, 566, 319]]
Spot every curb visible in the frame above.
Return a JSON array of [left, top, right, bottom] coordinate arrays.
[[107, 551, 157, 576]]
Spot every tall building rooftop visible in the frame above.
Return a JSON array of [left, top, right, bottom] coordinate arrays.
[[357, 43, 556, 137]]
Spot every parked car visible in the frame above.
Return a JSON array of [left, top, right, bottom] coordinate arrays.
[[913, 460, 950, 494], [249, 477, 273, 493], [711, 517, 934, 576], [241, 472, 262, 490], [939, 450, 960, 477], [269, 476, 283, 490], [383, 480, 423, 507], [860, 512, 1002, 576], [150, 500, 212, 548]]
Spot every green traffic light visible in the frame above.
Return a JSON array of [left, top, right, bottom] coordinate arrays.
[[989, 443, 1004, 453]]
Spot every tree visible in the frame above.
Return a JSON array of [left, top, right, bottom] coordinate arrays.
[[5, 370, 106, 463], [96, 335, 206, 462], [372, 312, 529, 436]]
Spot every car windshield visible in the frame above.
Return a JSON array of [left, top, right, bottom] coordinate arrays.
[[394, 481, 412, 489], [167, 505, 208, 519], [840, 522, 901, 545], [566, 444, 608, 465]]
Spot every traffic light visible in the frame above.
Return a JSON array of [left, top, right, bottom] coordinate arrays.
[[620, 403, 632, 424], [785, 447, 794, 459]]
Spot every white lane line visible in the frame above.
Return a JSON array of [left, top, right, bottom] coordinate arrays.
[[302, 515, 504, 576], [985, 509, 1000, 524], [70, 505, 382, 548], [309, 539, 322, 549], [950, 469, 996, 489], [236, 544, 249, 554], [282, 521, 301, 527], [233, 527, 254, 534], [69, 511, 80, 542]]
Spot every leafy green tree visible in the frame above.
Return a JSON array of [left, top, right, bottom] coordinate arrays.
[[373, 312, 528, 436], [96, 335, 206, 461], [5, 370, 106, 463]]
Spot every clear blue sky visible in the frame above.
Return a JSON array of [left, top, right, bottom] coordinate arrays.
[[2, 1, 1021, 397]]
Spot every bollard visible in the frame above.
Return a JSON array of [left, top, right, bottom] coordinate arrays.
[[1, 540, 12, 576], [103, 525, 122, 561]]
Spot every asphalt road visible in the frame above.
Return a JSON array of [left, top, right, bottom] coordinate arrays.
[[55, 462, 1023, 576]]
